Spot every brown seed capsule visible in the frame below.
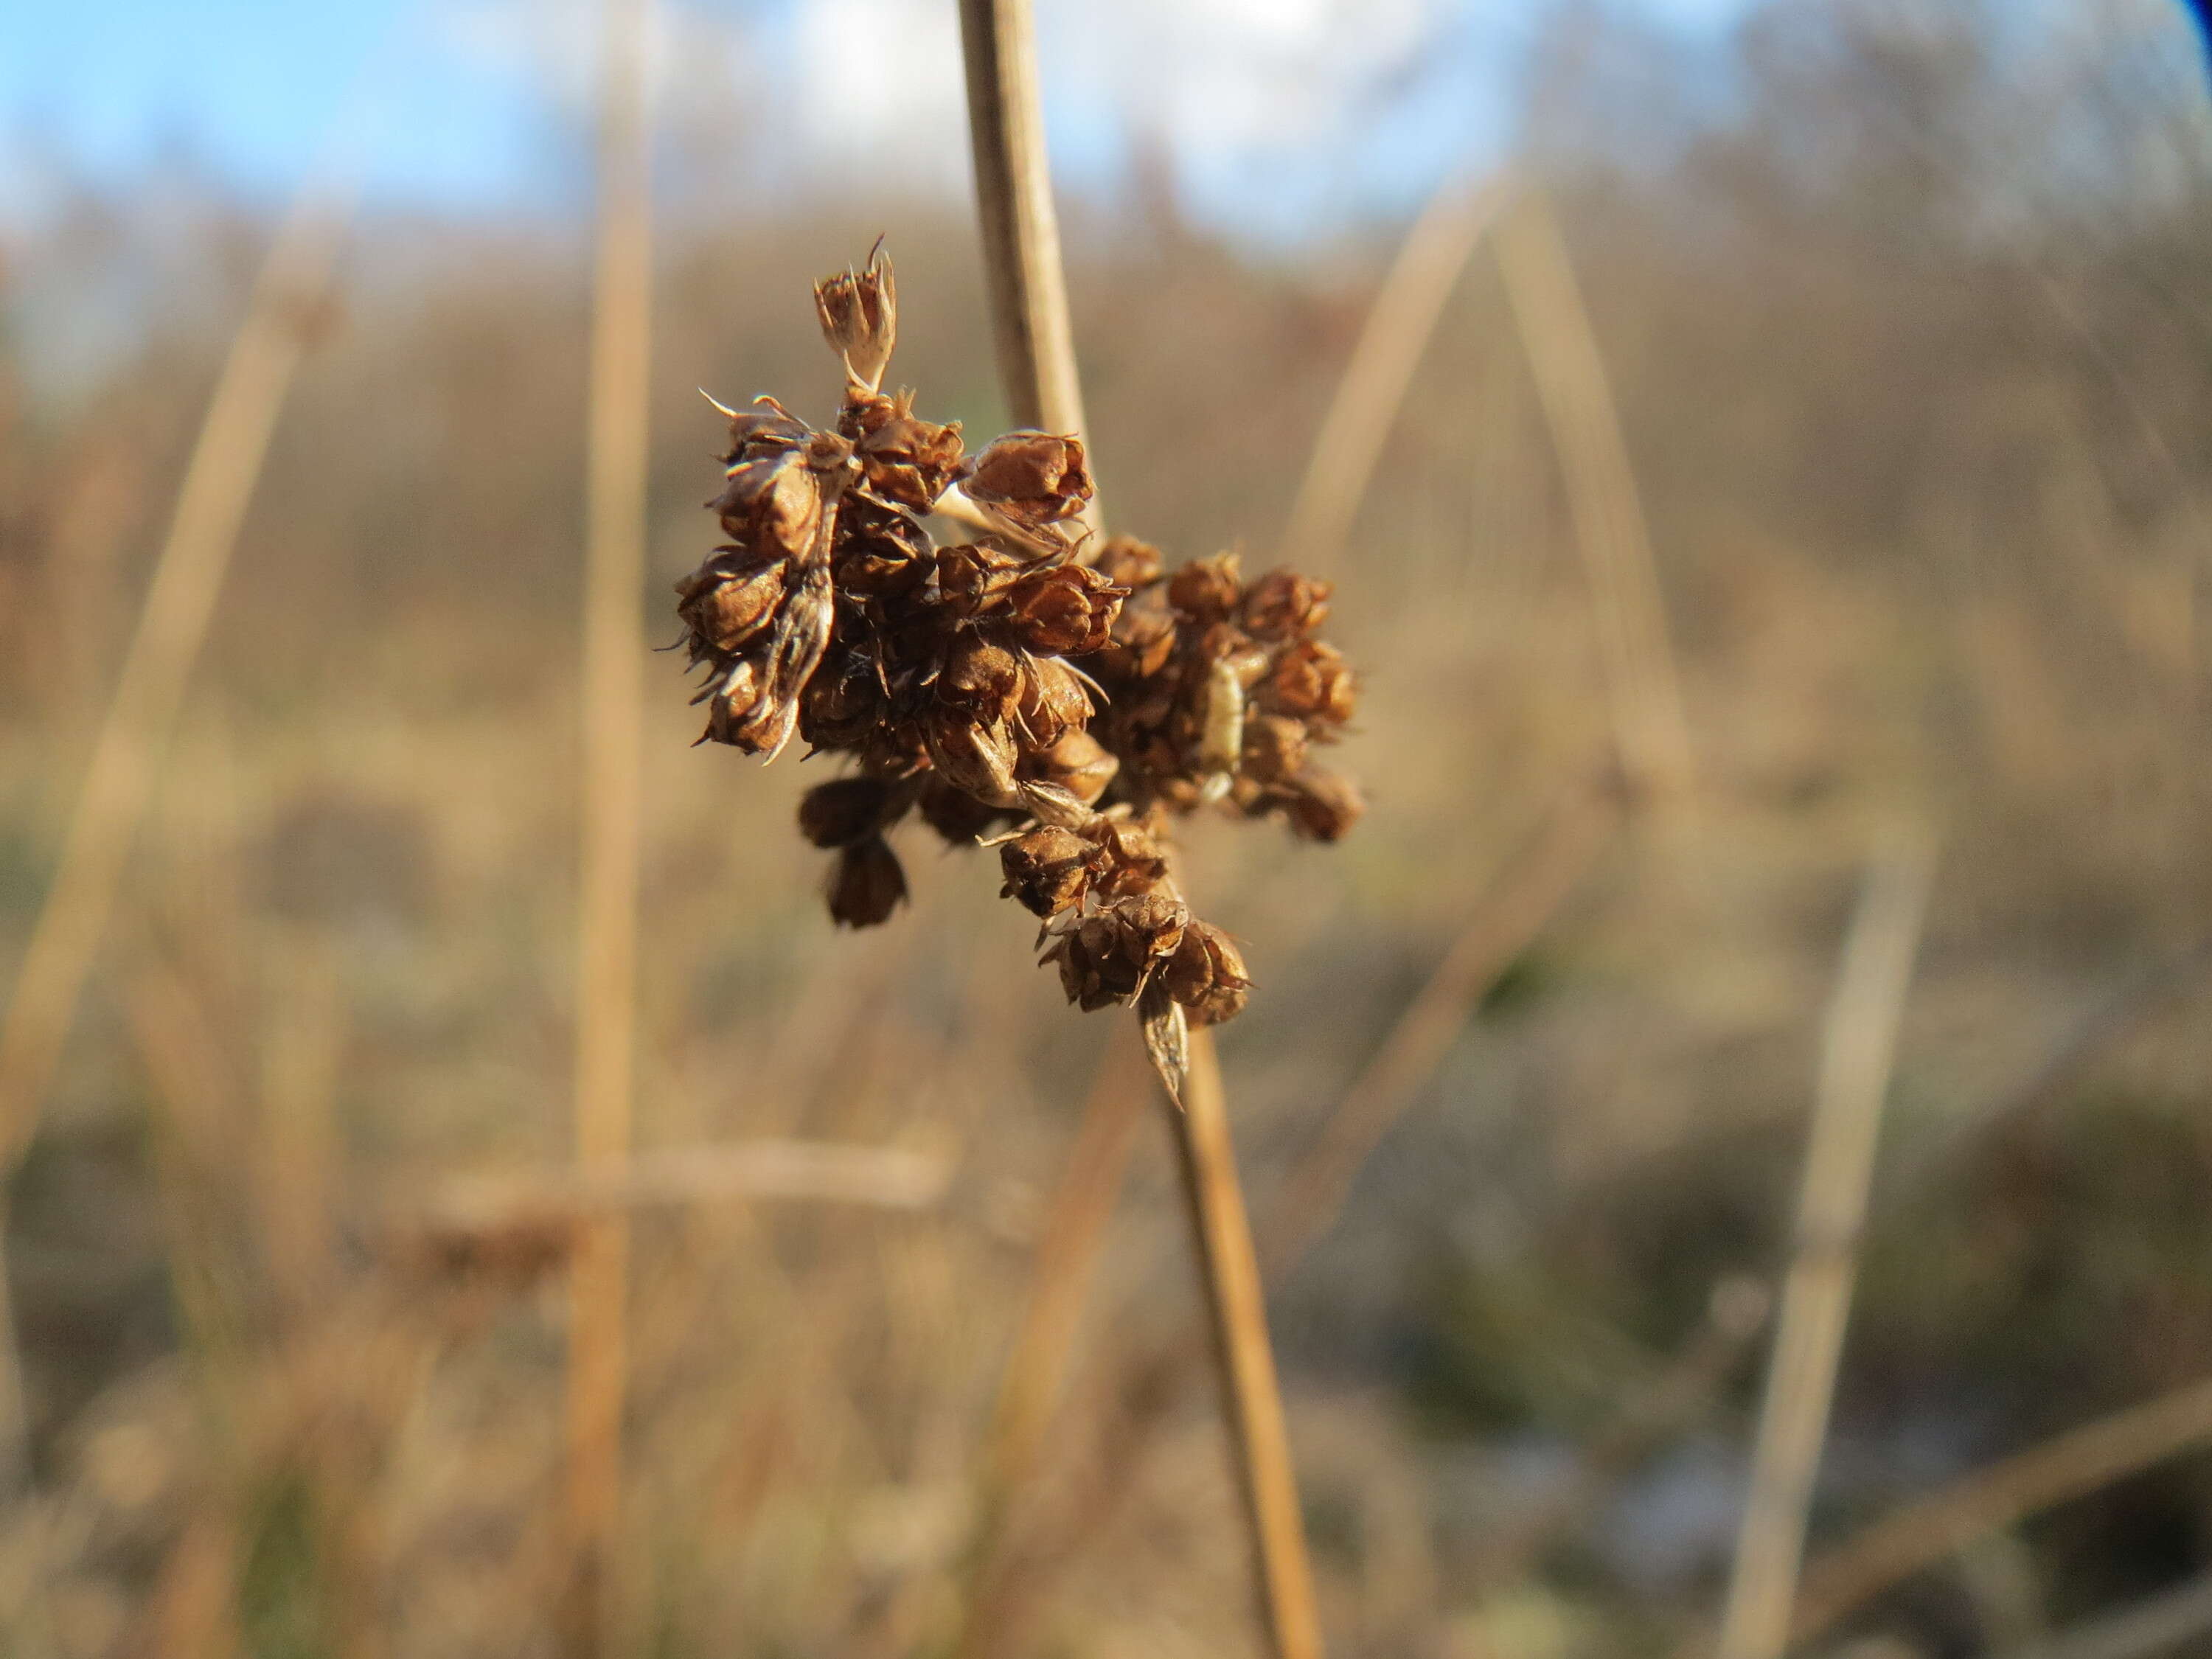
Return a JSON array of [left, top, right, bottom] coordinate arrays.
[[933, 541, 1022, 618], [1241, 568, 1333, 638], [814, 244, 897, 392], [1102, 891, 1188, 973], [1241, 714, 1308, 783], [1093, 817, 1168, 899], [1263, 639, 1357, 726], [924, 709, 1020, 804], [718, 394, 810, 465], [939, 633, 1024, 723], [1093, 535, 1163, 590], [828, 835, 907, 927], [999, 826, 1094, 917], [1051, 927, 1133, 1012], [1006, 563, 1124, 655], [1161, 920, 1251, 1027], [1101, 603, 1176, 679], [1279, 768, 1366, 842], [1015, 653, 1094, 748], [799, 663, 882, 750], [676, 550, 788, 653], [1026, 728, 1118, 804], [961, 431, 1093, 528], [843, 388, 964, 511], [712, 448, 824, 560], [799, 776, 891, 848], [1167, 552, 1242, 622]]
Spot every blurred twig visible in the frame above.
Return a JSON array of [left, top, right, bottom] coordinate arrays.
[[411, 1139, 951, 1241], [1278, 174, 1512, 570], [1495, 191, 1697, 830], [565, 0, 653, 1646], [1716, 827, 1937, 1659], [1789, 1374, 2212, 1652], [0, 180, 354, 1488]]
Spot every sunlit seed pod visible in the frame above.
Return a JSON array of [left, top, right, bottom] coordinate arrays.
[[961, 431, 1093, 527], [998, 826, 1093, 917]]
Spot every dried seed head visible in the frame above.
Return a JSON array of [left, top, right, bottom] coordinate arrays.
[[828, 835, 907, 927], [799, 661, 883, 750], [1167, 552, 1242, 622], [844, 388, 964, 511], [712, 448, 825, 560], [1006, 563, 1124, 655], [1093, 535, 1163, 590], [1026, 727, 1118, 804], [1242, 714, 1308, 783], [1161, 920, 1251, 1027], [1279, 768, 1366, 842], [999, 827, 1093, 917], [676, 549, 787, 653], [799, 776, 893, 848], [1015, 654, 1094, 748], [924, 709, 1020, 805], [1241, 568, 1333, 638], [934, 541, 1022, 619], [718, 394, 810, 465], [939, 633, 1025, 723], [961, 431, 1093, 529], [1093, 818, 1168, 899], [814, 244, 897, 392], [1101, 603, 1176, 679], [684, 252, 1364, 1040], [1262, 639, 1357, 726]]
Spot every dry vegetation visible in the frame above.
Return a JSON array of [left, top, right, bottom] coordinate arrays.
[[3, 1, 2212, 1655]]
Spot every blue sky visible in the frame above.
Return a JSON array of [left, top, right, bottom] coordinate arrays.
[[0, 0, 1764, 237]]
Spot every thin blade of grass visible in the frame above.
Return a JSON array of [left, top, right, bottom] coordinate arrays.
[[1715, 825, 1937, 1659], [1279, 174, 1512, 571]]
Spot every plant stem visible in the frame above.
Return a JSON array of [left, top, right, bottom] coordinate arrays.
[[1716, 826, 1935, 1659], [565, 0, 652, 1646], [954, 4, 1323, 1652]]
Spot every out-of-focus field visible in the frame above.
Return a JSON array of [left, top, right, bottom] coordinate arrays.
[[4, 2, 2212, 1655]]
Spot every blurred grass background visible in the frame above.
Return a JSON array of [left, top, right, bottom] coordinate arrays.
[[5, 0, 2212, 1654]]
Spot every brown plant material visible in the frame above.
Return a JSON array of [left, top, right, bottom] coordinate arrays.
[[671, 248, 1366, 1057]]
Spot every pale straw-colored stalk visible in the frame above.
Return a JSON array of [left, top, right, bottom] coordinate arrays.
[[956, 4, 1322, 1653], [1494, 190, 1697, 827], [1715, 826, 1936, 1659], [1278, 174, 1513, 571], [564, 0, 653, 1645], [0, 180, 353, 1489]]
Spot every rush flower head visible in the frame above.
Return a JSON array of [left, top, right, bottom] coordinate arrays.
[[672, 246, 1365, 1071]]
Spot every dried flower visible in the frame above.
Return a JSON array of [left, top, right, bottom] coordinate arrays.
[[960, 431, 1093, 531], [814, 241, 897, 392], [675, 246, 1364, 1047]]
